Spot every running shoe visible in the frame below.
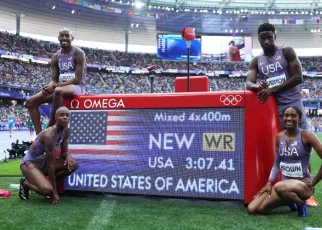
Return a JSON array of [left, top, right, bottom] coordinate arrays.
[[18, 178, 29, 200], [297, 202, 308, 217], [0, 190, 11, 198], [306, 196, 319, 207]]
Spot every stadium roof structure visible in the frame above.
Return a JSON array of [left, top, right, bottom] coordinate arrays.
[[1, 0, 322, 39], [98, 0, 322, 13], [149, 0, 321, 10]]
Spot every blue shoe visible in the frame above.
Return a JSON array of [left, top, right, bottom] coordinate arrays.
[[297, 202, 308, 217], [288, 202, 297, 212]]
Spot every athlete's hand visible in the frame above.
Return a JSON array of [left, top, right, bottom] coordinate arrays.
[[64, 155, 75, 171], [259, 75, 269, 90], [41, 86, 49, 95], [259, 79, 269, 90], [42, 84, 55, 95], [257, 88, 274, 104], [254, 182, 272, 199], [52, 192, 60, 205]]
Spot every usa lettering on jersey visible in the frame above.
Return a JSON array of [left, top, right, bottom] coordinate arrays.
[[59, 61, 74, 71], [280, 147, 299, 157], [261, 62, 283, 75]]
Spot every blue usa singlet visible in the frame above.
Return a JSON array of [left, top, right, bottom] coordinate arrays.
[[257, 46, 301, 105], [58, 46, 86, 87], [269, 129, 311, 181]]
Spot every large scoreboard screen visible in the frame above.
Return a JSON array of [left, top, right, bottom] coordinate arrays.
[[157, 34, 201, 61], [65, 107, 244, 200]]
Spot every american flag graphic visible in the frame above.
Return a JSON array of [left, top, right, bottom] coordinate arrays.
[[68, 110, 142, 155]]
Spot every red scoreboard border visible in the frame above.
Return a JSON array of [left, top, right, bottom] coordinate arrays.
[[64, 91, 280, 204]]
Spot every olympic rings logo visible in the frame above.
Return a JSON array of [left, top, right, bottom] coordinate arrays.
[[219, 95, 242, 106]]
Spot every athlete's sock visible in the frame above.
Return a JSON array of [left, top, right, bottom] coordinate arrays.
[[297, 202, 308, 217]]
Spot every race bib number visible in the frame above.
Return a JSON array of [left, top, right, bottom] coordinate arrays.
[[60, 73, 75, 82], [280, 161, 303, 178], [267, 74, 286, 88]]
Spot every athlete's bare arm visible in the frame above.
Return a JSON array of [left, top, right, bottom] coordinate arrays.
[[42, 53, 59, 95], [268, 46, 303, 93], [56, 48, 85, 87], [253, 132, 282, 198], [268, 132, 283, 184], [51, 53, 60, 85], [44, 128, 59, 203], [59, 128, 70, 160], [59, 128, 76, 171], [302, 130, 322, 186], [246, 57, 266, 92]]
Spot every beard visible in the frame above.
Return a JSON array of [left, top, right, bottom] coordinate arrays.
[[262, 45, 275, 54], [60, 40, 71, 48], [60, 43, 70, 48]]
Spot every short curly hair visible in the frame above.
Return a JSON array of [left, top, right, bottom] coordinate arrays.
[[258, 23, 275, 35]]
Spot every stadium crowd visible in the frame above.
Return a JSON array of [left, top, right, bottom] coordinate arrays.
[[311, 116, 322, 132], [1, 31, 322, 102], [0, 104, 49, 131], [2, 31, 322, 72], [1, 58, 322, 97]]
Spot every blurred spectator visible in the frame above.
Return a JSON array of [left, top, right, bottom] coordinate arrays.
[[1, 31, 322, 97], [2, 58, 322, 96]]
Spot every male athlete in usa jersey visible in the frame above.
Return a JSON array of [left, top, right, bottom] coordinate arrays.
[[26, 28, 86, 135], [246, 23, 306, 130]]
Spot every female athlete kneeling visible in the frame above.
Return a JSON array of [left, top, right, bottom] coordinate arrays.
[[248, 106, 322, 216], [19, 106, 78, 205]]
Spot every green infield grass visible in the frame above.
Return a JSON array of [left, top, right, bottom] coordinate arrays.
[[0, 135, 321, 230], [0, 159, 23, 177]]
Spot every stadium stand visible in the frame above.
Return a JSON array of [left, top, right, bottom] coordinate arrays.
[[1, 31, 322, 98], [1, 30, 322, 134]]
